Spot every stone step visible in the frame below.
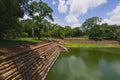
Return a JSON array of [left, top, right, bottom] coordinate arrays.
[[0, 41, 66, 80]]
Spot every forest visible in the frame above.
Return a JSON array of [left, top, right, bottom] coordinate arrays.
[[0, 0, 120, 41]]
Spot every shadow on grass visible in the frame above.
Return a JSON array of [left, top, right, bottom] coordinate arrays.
[[0, 39, 38, 47]]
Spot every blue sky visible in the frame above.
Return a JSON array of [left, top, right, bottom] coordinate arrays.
[[33, 0, 120, 27]]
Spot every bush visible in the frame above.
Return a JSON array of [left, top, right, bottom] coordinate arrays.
[[20, 32, 28, 38]]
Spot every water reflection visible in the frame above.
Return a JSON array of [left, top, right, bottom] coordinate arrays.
[[45, 48, 120, 80], [99, 59, 120, 80]]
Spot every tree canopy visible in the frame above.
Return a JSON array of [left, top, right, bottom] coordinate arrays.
[[81, 17, 102, 33], [0, 0, 32, 40], [30, 1, 53, 39]]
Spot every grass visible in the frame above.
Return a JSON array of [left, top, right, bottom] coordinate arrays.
[[0, 38, 42, 47], [65, 37, 89, 40], [65, 42, 120, 48]]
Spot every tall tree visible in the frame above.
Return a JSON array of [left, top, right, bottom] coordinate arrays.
[[30, 1, 53, 40], [81, 16, 102, 33]]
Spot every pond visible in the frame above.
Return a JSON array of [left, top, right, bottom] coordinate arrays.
[[45, 48, 120, 80]]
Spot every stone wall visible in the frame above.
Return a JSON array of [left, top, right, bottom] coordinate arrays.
[[0, 41, 66, 80]]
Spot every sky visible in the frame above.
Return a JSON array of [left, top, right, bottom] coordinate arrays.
[[25, 0, 120, 27]]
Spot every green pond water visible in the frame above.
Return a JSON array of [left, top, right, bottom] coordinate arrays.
[[45, 48, 120, 80]]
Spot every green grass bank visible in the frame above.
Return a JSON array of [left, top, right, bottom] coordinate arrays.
[[65, 42, 120, 48]]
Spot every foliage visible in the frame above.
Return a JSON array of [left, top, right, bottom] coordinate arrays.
[[50, 24, 64, 38], [81, 17, 120, 40], [100, 24, 120, 39], [20, 32, 29, 38], [81, 16, 102, 33], [72, 27, 83, 37], [20, 19, 36, 37], [64, 26, 73, 37], [30, 1, 53, 40], [1, 0, 120, 43], [88, 24, 103, 40], [0, 0, 32, 40]]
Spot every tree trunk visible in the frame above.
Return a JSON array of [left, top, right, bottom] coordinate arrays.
[[38, 27, 41, 40]]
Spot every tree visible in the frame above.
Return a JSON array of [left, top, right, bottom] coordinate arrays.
[[100, 23, 120, 39], [64, 26, 73, 37], [50, 24, 64, 38], [0, 0, 32, 40], [72, 27, 83, 37], [81, 16, 102, 33], [88, 24, 103, 40], [20, 19, 36, 37], [40, 20, 52, 38], [30, 1, 53, 40]]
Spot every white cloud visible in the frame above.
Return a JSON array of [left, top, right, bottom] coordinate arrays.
[[65, 15, 79, 24], [72, 23, 81, 28], [58, 0, 68, 13], [52, 1, 56, 5], [103, 3, 120, 25], [58, 0, 107, 26], [66, 0, 107, 25]]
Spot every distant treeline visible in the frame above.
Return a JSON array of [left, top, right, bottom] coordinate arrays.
[[19, 19, 120, 40]]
